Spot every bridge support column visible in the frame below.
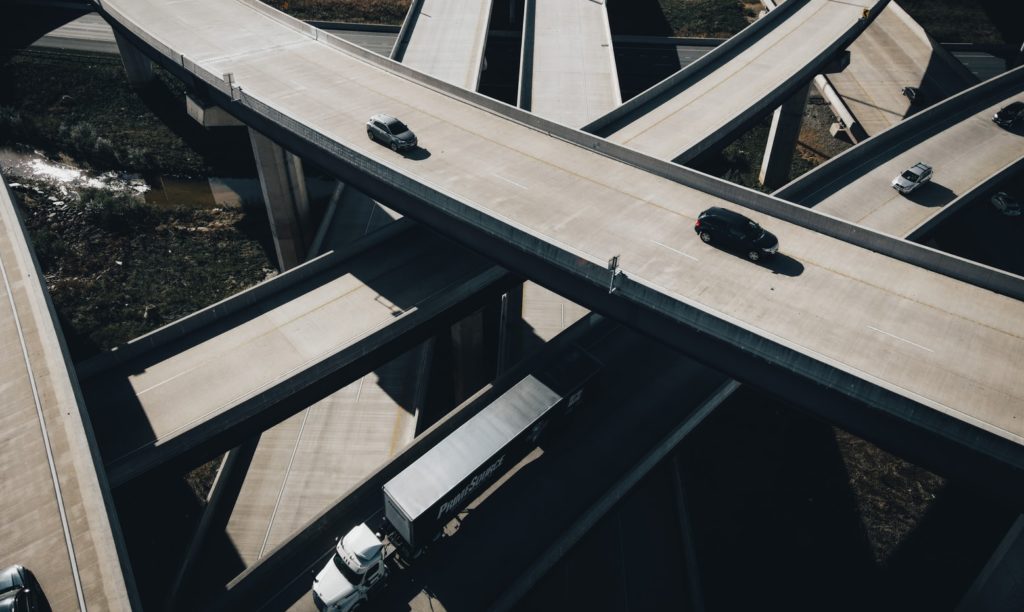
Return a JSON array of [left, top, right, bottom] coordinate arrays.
[[956, 514, 1024, 612], [758, 82, 810, 190], [249, 129, 313, 271], [497, 285, 524, 374], [186, 94, 244, 128], [113, 31, 154, 88], [167, 437, 260, 610], [670, 450, 706, 612]]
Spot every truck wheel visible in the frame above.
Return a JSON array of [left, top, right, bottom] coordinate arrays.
[[747, 250, 760, 262]]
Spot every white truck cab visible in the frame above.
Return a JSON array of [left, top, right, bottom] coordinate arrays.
[[312, 524, 388, 611]]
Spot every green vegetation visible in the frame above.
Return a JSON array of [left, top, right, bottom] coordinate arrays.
[[0, 50, 253, 177], [13, 181, 273, 360], [262, 0, 410, 24], [659, 0, 758, 38]]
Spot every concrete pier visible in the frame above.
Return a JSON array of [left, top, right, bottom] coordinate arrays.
[[249, 129, 313, 270], [113, 30, 154, 87], [759, 82, 810, 189]]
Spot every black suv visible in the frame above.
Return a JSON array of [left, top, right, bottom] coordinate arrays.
[[993, 101, 1024, 129], [694, 207, 779, 261]]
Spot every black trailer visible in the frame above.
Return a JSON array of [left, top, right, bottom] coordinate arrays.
[[382, 347, 600, 551]]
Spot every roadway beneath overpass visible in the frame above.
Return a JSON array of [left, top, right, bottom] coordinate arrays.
[[81, 222, 510, 487], [777, 67, 1024, 238], [212, 316, 731, 611], [93, 0, 1024, 487], [0, 177, 136, 609]]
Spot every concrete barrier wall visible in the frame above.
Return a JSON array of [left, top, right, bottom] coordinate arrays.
[[389, 0, 426, 61], [776, 64, 1024, 204], [76, 219, 415, 380], [581, 0, 810, 136], [516, 0, 536, 110]]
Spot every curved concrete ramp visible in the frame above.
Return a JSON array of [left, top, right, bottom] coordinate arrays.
[[776, 66, 1024, 238], [0, 177, 136, 610], [585, 0, 891, 162]]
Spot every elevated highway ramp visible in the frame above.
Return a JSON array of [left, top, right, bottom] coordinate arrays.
[[585, 0, 890, 162], [776, 66, 1024, 238], [80, 222, 511, 488]]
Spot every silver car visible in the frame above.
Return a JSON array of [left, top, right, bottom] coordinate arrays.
[[366, 114, 417, 152]]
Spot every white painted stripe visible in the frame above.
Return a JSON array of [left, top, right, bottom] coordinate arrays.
[[652, 240, 699, 261], [867, 325, 934, 353], [493, 173, 528, 190]]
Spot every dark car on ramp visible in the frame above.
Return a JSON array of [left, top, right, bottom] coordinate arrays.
[[694, 207, 778, 262], [0, 566, 41, 612], [993, 101, 1024, 129]]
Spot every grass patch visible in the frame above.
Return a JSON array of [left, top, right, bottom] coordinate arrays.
[[12, 180, 274, 361], [659, 0, 756, 38], [262, 0, 411, 24], [0, 49, 254, 177]]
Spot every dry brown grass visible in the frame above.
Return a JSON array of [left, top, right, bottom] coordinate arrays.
[[263, 0, 411, 25]]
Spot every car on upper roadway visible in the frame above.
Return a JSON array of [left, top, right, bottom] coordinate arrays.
[[694, 207, 778, 262], [991, 192, 1022, 216], [992, 101, 1024, 129], [0, 566, 41, 612], [891, 162, 932, 195], [366, 114, 417, 152]]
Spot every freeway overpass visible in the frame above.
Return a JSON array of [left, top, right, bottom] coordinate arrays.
[[777, 66, 1024, 239], [90, 0, 1024, 487], [80, 222, 510, 487]]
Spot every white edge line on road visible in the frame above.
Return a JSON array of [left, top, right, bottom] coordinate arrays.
[[652, 240, 699, 261], [867, 325, 934, 353]]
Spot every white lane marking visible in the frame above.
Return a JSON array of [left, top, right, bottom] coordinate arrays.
[[652, 240, 699, 261], [493, 173, 528, 190], [867, 326, 934, 353]]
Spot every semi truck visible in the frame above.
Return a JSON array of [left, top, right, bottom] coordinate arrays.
[[312, 348, 599, 611]]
